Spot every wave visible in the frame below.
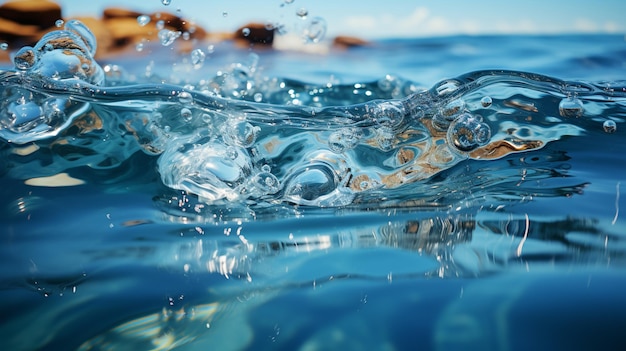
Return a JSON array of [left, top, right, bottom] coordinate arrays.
[[1, 20, 625, 212]]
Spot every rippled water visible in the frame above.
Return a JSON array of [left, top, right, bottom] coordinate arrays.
[[1, 21, 626, 350]]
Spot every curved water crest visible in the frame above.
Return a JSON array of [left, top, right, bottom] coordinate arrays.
[[1, 22, 625, 210]]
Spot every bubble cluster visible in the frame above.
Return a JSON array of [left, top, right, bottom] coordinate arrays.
[[433, 99, 465, 131], [446, 113, 491, 153], [159, 29, 181, 46], [0, 20, 103, 143]]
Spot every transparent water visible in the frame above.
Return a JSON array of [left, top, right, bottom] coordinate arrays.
[[1, 21, 626, 350]]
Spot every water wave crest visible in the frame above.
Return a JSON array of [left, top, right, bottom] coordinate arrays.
[[1, 22, 625, 210]]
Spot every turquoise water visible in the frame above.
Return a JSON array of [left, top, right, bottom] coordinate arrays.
[[1, 21, 626, 350]]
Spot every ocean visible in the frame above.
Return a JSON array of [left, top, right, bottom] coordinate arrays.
[[1, 20, 626, 350]]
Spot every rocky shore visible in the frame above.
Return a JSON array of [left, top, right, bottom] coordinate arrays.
[[0, 0, 368, 62]]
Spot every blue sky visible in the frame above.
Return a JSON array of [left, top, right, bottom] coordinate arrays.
[[56, 0, 626, 39]]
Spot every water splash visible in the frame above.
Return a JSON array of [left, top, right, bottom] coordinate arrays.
[[1, 22, 625, 210]]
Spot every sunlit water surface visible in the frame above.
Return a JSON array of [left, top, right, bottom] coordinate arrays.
[[1, 21, 626, 350]]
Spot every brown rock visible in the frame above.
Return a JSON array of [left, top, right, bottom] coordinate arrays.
[[68, 16, 113, 58], [332, 35, 370, 49], [234, 23, 274, 46], [104, 17, 156, 48], [102, 7, 143, 20], [0, 0, 61, 29], [0, 17, 40, 44]]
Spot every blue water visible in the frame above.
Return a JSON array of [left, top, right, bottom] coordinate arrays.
[[1, 21, 626, 350]]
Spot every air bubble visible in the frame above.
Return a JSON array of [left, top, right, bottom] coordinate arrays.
[[137, 15, 151, 26], [261, 164, 271, 173], [480, 96, 492, 108], [180, 108, 193, 122], [433, 99, 465, 131], [303, 17, 326, 43], [296, 8, 308, 18], [178, 91, 193, 104], [250, 172, 280, 195], [159, 29, 181, 46], [227, 121, 259, 148], [328, 127, 362, 154], [603, 120, 617, 133], [201, 113, 212, 123], [226, 147, 238, 160], [55, 19, 64, 27], [559, 97, 584, 118], [242, 28, 251, 37], [191, 49, 205, 69], [447, 113, 491, 153], [13, 46, 36, 70]]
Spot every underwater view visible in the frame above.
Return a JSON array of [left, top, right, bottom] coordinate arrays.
[[1, 1, 626, 350]]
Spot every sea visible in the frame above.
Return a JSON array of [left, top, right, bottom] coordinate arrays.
[[1, 19, 626, 351]]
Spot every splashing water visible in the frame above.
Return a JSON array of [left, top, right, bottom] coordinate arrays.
[[3, 20, 626, 351], [1, 22, 625, 212]]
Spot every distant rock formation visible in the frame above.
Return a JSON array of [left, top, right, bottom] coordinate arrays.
[[0, 0, 369, 62]]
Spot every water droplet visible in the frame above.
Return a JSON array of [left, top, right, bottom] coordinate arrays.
[[296, 8, 308, 18], [180, 108, 193, 122], [242, 27, 251, 37], [178, 91, 193, 104], [284, 0, 294, 4], [135, 42, 144, 52], [137, 15, 151, 26], [603, 120, 617, 133], [162, 0, 172, 5], [182, 31, 190, 40], [253, 93, 263, 102], [13, 46, 36, 70], [156, 20, 165, 30], [55, 19, 64, 27], [559, 97, 584, 118], [303, 17, 326, 43], [227, 121, 259, 148], [158, 29, 181, 46], [0, 43, 7, 50], [191, 49, 205, 69], [447, 113, 491, 152], [222, 11, 228, 17], [480, 96, 492, 108]]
